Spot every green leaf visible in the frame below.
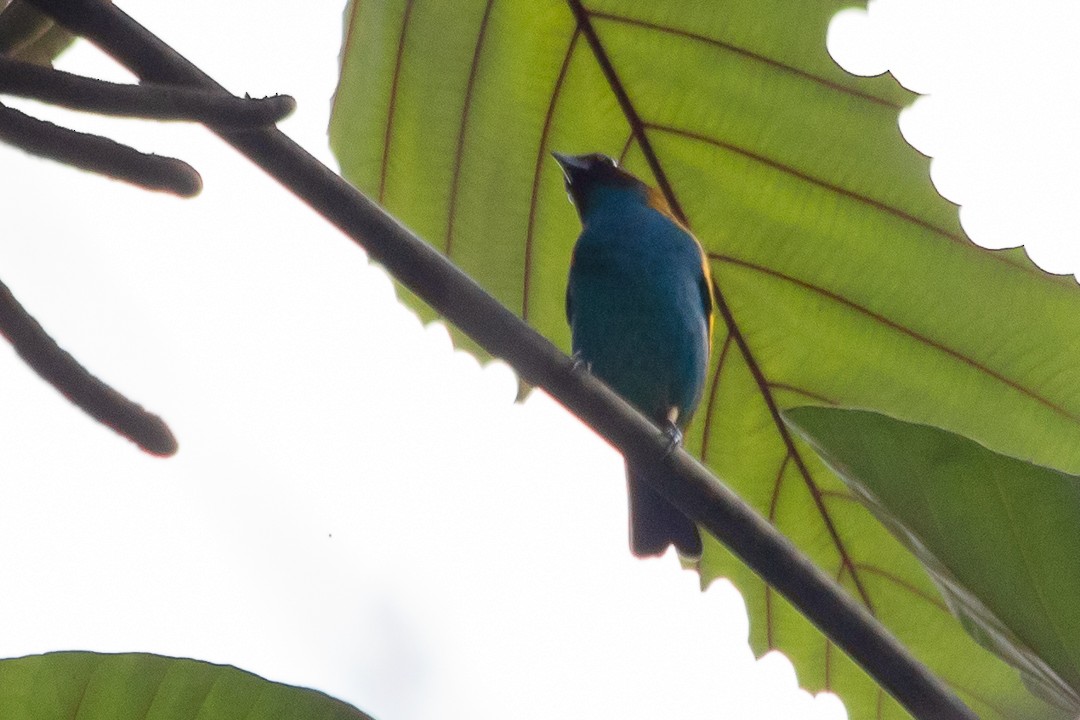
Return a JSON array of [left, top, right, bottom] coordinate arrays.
[[0, 651, 374, 719], [330, 1, 1080, 716], [785, 406, 1080, 714]]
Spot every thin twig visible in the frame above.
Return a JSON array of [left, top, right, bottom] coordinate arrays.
[[23, 1, 977, 717], [0, 277, 177, 456], [0, 56, 295, 125], [0, 99, 201, 195]]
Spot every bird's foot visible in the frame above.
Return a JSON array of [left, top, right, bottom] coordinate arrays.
[[570, 351, 592, 373], [662, 421, 683, 459]]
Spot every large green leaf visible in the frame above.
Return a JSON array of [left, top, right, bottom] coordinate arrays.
[[786, 406, 1080, 714], [0, 652, 374, 719], [329, 1, 1080, 717]]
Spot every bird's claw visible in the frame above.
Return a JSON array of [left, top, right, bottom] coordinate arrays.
[[570, 351, 592, 373], [662, 422, 683, 458]]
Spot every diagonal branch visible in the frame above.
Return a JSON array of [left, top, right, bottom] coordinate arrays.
[[23, 0, 977, 717]]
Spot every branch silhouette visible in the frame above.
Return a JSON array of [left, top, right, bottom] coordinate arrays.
[[0, 277, 176, 455], [0, 11, 296, 451]]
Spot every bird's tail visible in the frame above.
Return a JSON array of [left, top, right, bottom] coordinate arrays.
[[627, 465, 702, 558]]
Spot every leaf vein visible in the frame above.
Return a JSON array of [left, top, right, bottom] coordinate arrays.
[[990, 475, 1078, 687], [589, 10, 904, 110], [522, 28, 580, 321], [698, 331, 732, 463], [378, 0, 415, 205], [650, 123, 1044, 277], [712, 253, 1080, 424], [768, 452, 791, 522], [711, 276, 874, 611], [566, 0, 685, 220], [616, 131, 634, 164], [445, 0, 497, 258], [855, 563, 949, 612], [768, 381, 836, 405]]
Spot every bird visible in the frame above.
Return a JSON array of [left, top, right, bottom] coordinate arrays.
[[553, 151, 714, 558]]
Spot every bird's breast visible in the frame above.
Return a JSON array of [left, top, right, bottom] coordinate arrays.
[[567, 208, 710, 423]]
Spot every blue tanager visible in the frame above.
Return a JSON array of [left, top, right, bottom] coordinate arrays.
[[553, 152, 714, 558]]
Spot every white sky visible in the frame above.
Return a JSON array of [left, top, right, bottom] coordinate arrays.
[[0, 2, 1074, 719]]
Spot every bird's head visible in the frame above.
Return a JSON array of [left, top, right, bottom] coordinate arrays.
[[552, 152, 648, 219]]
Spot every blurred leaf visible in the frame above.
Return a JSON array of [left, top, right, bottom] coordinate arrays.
[[330, 1, 1080, 716], [0, 0, 75, 66], [786, 406, 1080, 714], [0, 651, 374, 720]]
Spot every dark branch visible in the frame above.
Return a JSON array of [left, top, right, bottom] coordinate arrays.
[[0, 99, 202, 196], [0, 56, 295, 125], [23, 1, 977, 717], [0, 277, 177, 456]]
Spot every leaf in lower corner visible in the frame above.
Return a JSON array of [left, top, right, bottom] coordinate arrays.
[[786, 405, 1080, 715], [0, 651, 375, 719]]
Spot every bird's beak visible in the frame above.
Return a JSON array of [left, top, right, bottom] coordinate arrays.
[[551, 151, 590, 176]]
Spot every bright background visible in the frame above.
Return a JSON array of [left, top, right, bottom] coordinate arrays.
[[0, 2, 1075, 719]]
